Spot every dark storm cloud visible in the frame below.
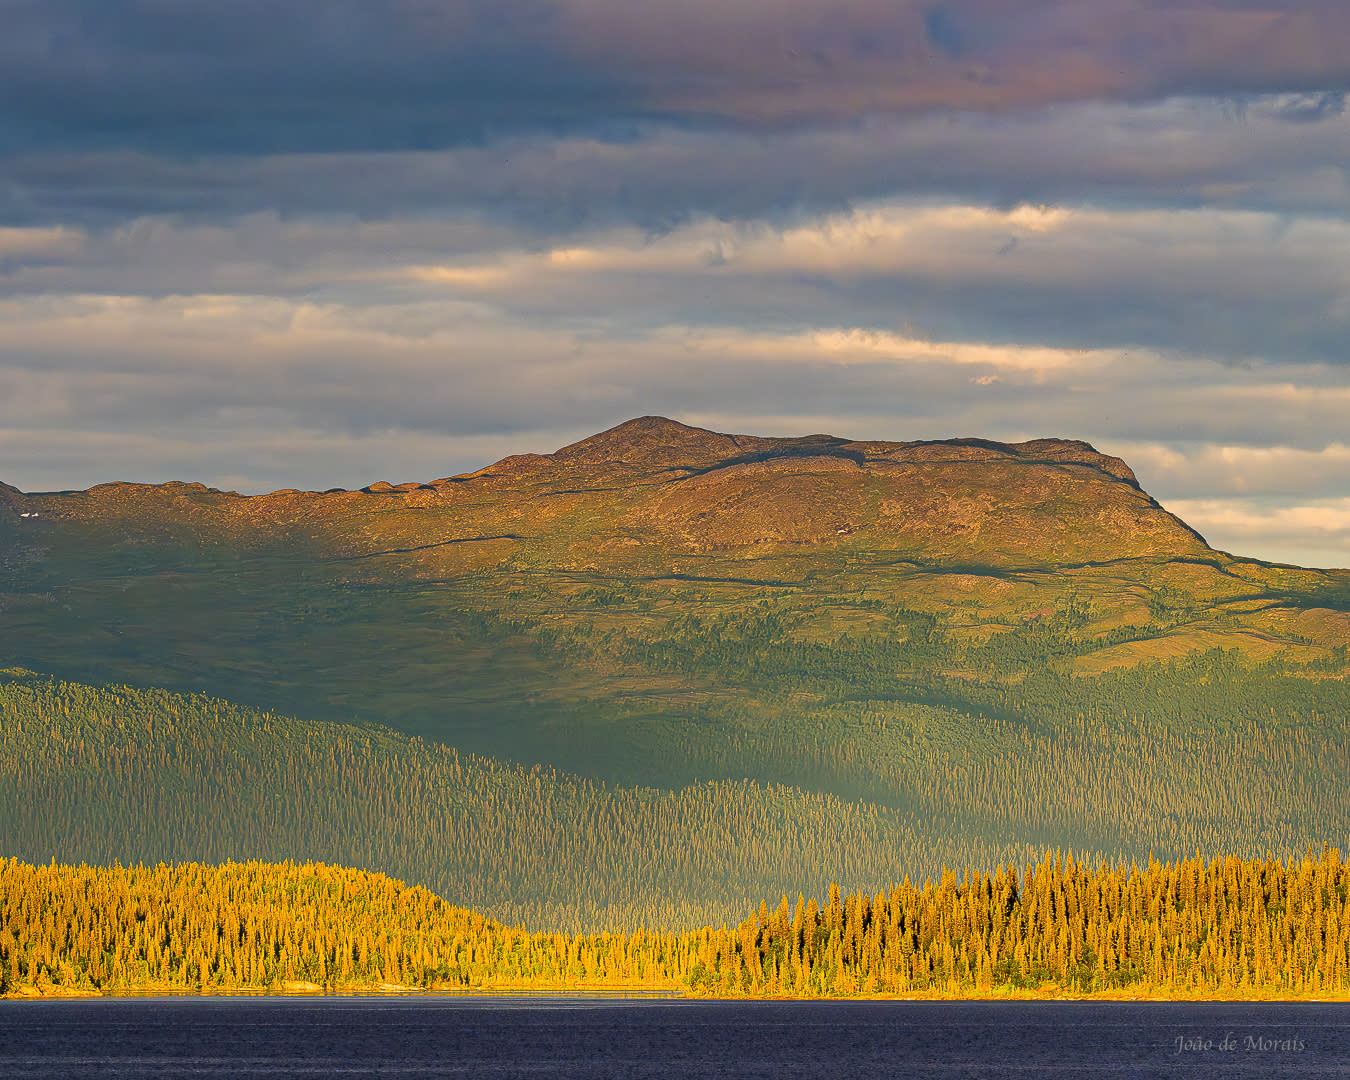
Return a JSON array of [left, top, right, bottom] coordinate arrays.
[[1, 0, 633, 154], [5, 1, 1350, 159], [4, 97, 1350, 231]]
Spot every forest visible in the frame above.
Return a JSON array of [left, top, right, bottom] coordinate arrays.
[[3, 850, 1347, 999], [3, 669, 1350, 932]]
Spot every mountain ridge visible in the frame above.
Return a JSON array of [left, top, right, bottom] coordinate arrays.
[[1, 415, 1143, 501], [1, 416, 1202, 568]]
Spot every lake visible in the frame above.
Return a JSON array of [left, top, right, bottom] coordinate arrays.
[[0, 997, 1345, 1078]]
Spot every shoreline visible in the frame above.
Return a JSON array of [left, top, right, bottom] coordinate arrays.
[[8, 985, 1349, 1003]]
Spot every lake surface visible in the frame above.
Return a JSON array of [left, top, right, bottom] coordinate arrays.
[[0, 997, 1346, 1079]]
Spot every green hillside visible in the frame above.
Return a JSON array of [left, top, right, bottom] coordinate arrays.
[[3, 669, 1349, 932]]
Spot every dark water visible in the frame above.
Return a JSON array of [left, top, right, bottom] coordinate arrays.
[[0, 997, 1346, 1079]]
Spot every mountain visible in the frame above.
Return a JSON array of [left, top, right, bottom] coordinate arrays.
[[2, 416, 1209, 566], [3, 417, 1350, 916], [2, 415, 1344, 691]]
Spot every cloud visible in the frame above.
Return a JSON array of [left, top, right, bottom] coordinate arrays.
[[1277, 90, 1348, 123], [8, 196, 1350, 367], [1121, 442, 1350, 499], [5, 96, 1349, 241], [0, 226, 81, 259], [5, 197, 1350, 494], [377, 201, 1350, 363], [0, 422, 591, 496], [0, 284, 1340, 466], [5, 1, 1350, 160], [1163, 497, 1350, 569], [1, 0, 631, 155]]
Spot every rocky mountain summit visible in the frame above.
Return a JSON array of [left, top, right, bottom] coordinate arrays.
[[476, 415, 1203, 563], [3, 416, 1210, 570]]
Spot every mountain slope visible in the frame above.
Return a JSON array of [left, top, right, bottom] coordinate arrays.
[[1, 417, 1347, 794], [5, 670, 1350, 933]]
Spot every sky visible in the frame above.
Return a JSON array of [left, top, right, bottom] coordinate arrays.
[[3, 2, 1350, 568]]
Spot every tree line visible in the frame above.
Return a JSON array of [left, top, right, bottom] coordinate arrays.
[[3, 849, 1347, 998]]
